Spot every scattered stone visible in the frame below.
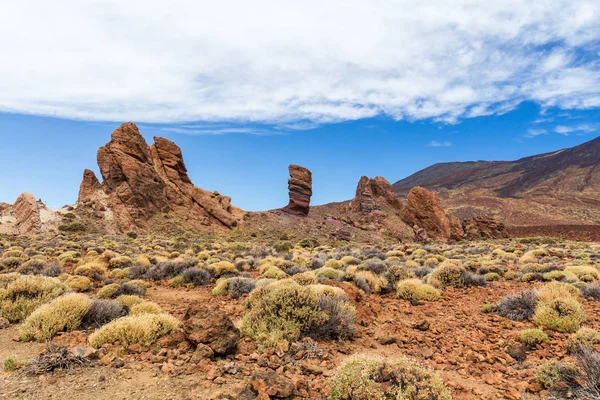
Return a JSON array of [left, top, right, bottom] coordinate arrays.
[[250, 370, 295, 398], [183, 304, 239, 355]]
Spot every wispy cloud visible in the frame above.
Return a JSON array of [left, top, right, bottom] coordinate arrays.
[[525, 128, 548, 138], [428, 140, 452, 147], [555, 124, 596, 135], [1, 2, 600, 126]]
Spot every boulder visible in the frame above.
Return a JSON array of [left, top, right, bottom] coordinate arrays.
[[402, 186, 464, 241], [282, 165, 312, 216], [78, 122, 243, 232], [14, 193, 42, 234], [182, 304, 239, 356], [352, 176, 401, 215], [462, 216, 508, 240], [250, 370, 295, 398]]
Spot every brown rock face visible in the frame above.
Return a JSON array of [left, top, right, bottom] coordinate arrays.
[[78, 169, 102, 202], [182, 304, 239, 356], [79, 122, 242, 232], [353, 176, 401, 215], [402, 186, 464, 241], [14, 193, 42, 234], [282, 165, 312, 216], [462, 216, 508, 240]]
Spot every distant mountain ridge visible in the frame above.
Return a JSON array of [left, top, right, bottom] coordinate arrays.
[[393, 136, 600, 227]]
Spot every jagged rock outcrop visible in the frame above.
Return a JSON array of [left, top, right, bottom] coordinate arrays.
[[77, 122, 243, 233], [462, 216, 508, 240], [282, 165, 312, 216], [402, 186, 464, 241], [352, 176, 401, 215], [14, 193, 42, 234]]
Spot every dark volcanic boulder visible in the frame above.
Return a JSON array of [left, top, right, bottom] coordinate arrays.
[[282, 165, 312, 216], [182, 304, 239, 356]]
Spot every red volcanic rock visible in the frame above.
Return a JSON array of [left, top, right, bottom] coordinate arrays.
[[402, 186, 464, 241], [78, 122, 242, 232], [282, 165, 312, 216], [78, 169, 102, 202], [462, 216, 508, 240], [353, 176, 401, 215], [14, 193, 42, 234]]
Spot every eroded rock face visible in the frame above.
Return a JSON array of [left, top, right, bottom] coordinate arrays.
[[282, 165, 312, 216], [462, 216, 508, 240], [402, 186, 464, 241], [182, 304, 239, 356], [14, 193, 42, 234], [353, 176, 401, 215], [78, 122, 242, 232]]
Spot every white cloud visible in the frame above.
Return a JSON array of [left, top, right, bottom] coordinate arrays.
[[555, 124, 597, 135], [428, 140, 452, 147], [1, 1, 600, 125], [525, 128, 548, 138]]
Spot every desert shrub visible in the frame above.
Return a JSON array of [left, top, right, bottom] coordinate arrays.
[[2, 250, 23, 258], [129, 301, 162, 315], [65, 275, 92, 292], [324, 259, 344, 270], [182, 267, 210, 286], [144, 259, 197, 280], [413, 266, 433, 279], [565, 265, 600, 282], [481, 303, 495, 313], [384, 265, 412, 287], [41, 263, 64, 277], [115, 294, 144, 308], [240, 282, 355, 347], [535, 360, 579, 390], [2, 356, 24, 372], [519, 328, 548, 347], [0, 275, 70, 322], [569, 328, 600, 350], [108, 256, 133, 269], [74, 262, 107, 281], [360, 258, 387, 275], [97, 283, 119, 299], [81, 299, 126, 328], [16, 259, 47, 275], [544, 346, 600, 399], [354, 271, 387, 294], [539, 281, 580, 302], [228, 278, 256, 299], [126, 231, 138, 239], [314, 267, 345, 281], [167, 275, 186, 287], [329, 355, 452, 400], [543, 271, 566, 281], [262, 265, 288, 280], [484, 272, 501, 281], [428, 263, 467, 288], [396, 279, 441, 302], [88, 313, 180, 348], [212, 278, 232, 296], [522, 272, 544, 282], [291, 271, 318, 286], [464, 272, 487, 287], [495, 290, 539, 321], [534, 297, 585, 333], [273, 240, 293, 253], [205, 261, 237, 278], [298, 238, 319, 248], [19, 293, 92, 341], [58, 222, 86, 232], [340, 256, 360, 266], [1, 257, 22, 269], [313, 293, 355, 340], [580, 284, 600, 301]]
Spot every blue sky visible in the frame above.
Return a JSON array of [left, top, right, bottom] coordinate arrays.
[[1, 102, 598, 211], [1, 2, 600, 210]]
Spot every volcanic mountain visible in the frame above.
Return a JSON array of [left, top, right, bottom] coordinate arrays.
[[393, 135, 600, 232]]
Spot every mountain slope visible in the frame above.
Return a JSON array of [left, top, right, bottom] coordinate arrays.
[[393, 136, 600, 227]]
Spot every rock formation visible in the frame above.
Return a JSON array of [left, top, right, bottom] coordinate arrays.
[[282, 165, 312, 216], [402, 186, 464, 241], [352, 176, 401, 215], [14, 193, 42, 234], [462, 216, 508, 240], [77, 122, 243, 233]]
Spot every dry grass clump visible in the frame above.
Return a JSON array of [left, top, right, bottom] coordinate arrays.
[[328, 355, 452, 400], [0, 275, 70, 322], [129, 301, 162, 315], [564, 265, 600, 282], [97, 282, 145, 299], [495, 290, 539, 321], [534, 297, 585, 333], [314, 267, 345, 281], [26, 343, 93, 374], [428, 262, 466, 288], [81, 299, 126, 328], [19, 293, 91, 341], [108, 256, 133, 269], [182, 267, 210, 286], [240, 281, 355, 347], [353, 271, 388, 294], [88, 313, 180, 348], [205, 261, 237, 278], [74, 262, 107, 281], [65, 275, 92, 292], [115, 294, 145, 308], [396, 279, 441, 302], [519, 328, 548, 347], [569, 328, 600, 350], [2, 356, 24, 372], [16, 259, 47, 275]]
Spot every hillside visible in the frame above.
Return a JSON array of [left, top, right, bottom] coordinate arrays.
[[393, 136, 600, 229]]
